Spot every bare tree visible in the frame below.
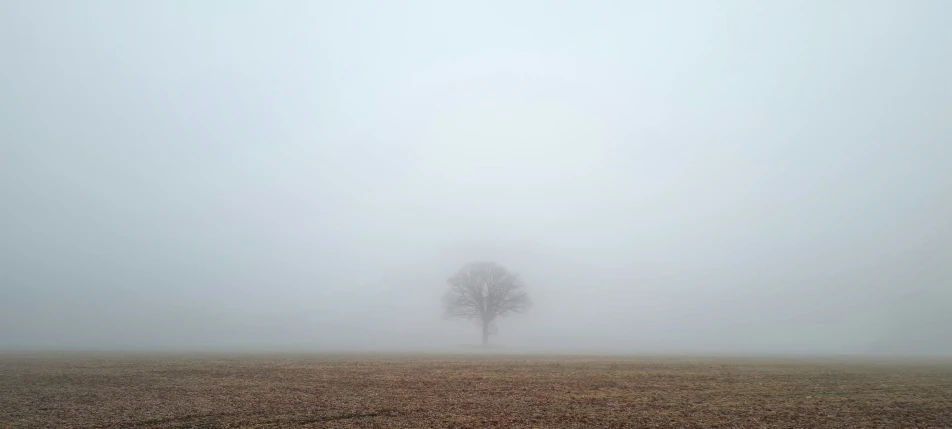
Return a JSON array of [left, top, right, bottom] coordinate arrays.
[[442, 262, 531, 346]]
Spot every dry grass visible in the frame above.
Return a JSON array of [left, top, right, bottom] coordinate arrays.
[[1, 353, 951, 428]]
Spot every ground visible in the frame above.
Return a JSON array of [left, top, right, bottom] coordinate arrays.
[[1, 353, 950, 428]]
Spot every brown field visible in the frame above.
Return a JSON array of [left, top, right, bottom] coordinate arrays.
[[1, 353, 950, 428]]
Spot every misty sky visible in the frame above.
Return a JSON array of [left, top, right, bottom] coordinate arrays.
[[2, 1, 950, 354]]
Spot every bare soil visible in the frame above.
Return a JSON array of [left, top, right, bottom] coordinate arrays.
[[1, 353, 950, 428]]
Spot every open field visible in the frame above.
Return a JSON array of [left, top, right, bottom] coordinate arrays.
[[2, 354, 951, 428]]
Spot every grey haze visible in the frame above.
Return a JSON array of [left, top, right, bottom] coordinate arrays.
[[1, 1, 950, 355]]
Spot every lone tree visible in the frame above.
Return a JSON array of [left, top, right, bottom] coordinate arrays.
[[442, 261, 531, 345]]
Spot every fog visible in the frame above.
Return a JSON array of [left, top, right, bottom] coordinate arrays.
[[2, 1, 950, 355]]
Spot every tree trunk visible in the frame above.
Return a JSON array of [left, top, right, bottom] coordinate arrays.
[[481, 321, 489, 346]]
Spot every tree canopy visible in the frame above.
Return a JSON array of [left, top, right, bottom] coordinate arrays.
[[442, 261, 530, 345]]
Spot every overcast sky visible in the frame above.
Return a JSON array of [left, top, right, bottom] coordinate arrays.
[[2, 1, 950, 355]]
